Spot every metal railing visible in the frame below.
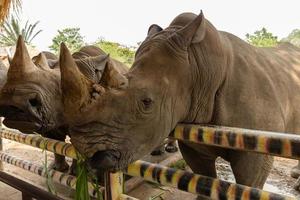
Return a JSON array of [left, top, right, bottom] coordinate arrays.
[[0, 125, 298, 200]]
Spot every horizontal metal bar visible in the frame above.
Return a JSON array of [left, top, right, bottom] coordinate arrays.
[[0, 127, 77, 159], [3, 124, 300, 161], [126, 160, 295, 200], [0, 152, 103, 198], [0, 170, 63, 200], [170, 124, 300, 160], [1, 126, 298, 199]]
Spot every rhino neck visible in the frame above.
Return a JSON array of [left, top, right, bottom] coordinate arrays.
[[183, 25, 233, 124]]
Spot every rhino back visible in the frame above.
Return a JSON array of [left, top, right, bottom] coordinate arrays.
[[213, 32, 300, 133]]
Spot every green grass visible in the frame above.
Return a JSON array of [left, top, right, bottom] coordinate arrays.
[[41, 139, 103, 200], [41, 139, 57, 195], [75, 153, 103, 200], [168, 159, 187, 170]]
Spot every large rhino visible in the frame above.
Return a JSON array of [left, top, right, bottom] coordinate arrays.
[[0, 36, 129, 172], [59, 11, 300, 191]]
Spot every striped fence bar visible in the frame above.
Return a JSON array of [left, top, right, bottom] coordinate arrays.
[[126, 160, 295, 200], [0, 152, 103, 198], [170, 124, 300, 160], [0, 127, 297, 199], [0, 127, 77, 159]]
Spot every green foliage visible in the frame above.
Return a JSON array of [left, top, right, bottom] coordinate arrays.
[[94, 39, 135, 66], [246, 27, 278, 47], [281, 29, 300, 47], [0, 14, 42, 46], [49, 27, 85, 54], [41, 139, 57, 195], [169, 159, 187, 170], [75, 153, 103, 200]]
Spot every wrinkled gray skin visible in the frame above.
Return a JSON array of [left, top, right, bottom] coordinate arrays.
[[60, 11, 300, 194], [0, 37, 128, 172]]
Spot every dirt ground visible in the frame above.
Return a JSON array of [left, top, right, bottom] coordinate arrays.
[[0, 139, 300, 200]]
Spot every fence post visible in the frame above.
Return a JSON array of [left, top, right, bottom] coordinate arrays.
[[104, 171, 124, 200], [0, 117, 3, 171]]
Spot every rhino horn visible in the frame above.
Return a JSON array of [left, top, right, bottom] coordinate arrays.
[[8, 36, 37, 79], [59, 42, 93, 115], [175, 11, 206, 45], [33, 53, 50, 70]]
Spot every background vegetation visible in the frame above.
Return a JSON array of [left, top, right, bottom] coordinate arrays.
[[0, 14, 42, 46], [49, 27, 85, 54], [94, 38, 135, 66]]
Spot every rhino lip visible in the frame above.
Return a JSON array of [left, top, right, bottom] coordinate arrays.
[[0, 105, 42, 132], [3, 119, 41, 133]]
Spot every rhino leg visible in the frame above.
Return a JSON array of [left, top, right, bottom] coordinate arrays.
[[228, 151, 274, 188], [178, 141, 220, 177], [165, 139, 178, 153], [291, 161, 300, 178], [150, 144, 165, 156], [69, 159, 77, 175], [49, 153, 69, 172]]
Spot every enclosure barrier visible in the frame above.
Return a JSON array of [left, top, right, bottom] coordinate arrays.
[[0, 126, 297, 200], [170, 124, 300, 160], [0, 128, 77, 159], [0, 151, 103, 198], [126, 160, 294, 200], [0, 171, 63, 200]]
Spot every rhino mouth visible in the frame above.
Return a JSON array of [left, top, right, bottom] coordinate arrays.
[[88, 150, 121, 172], [0, 105, 42, 133]]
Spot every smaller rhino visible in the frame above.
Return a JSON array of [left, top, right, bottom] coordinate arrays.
[[0, 36, 128, 172]]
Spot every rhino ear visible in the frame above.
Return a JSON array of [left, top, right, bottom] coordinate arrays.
[[175, 11, 206, 44], [47, 59, 59, 69], [100, 59, 128, 89], [92, 54, 110, 71], [147, 24, 163, 37], [59, 43, 93, 116], [33, 53, 50, 70]]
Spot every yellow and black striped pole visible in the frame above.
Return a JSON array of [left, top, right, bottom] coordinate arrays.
[[170, 124, 300, 160], [0, 152, 103, 198], [0, 127, 77, 159], [0, 127, 297, 199], [126, 160, 295, 200]]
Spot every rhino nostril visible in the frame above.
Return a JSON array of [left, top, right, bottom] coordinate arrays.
[[29, 98, 40, 107]]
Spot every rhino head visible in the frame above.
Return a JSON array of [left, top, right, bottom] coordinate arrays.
[[0, 36, 63, 133], [0, 36, 127, 136], [60, 11, 226, 172]]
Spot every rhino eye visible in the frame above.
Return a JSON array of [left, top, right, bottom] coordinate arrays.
[[141, 98, 153, 109]]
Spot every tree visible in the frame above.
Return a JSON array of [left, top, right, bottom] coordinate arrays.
[[0, 0, 21, 24], [49, 28, 85, 54], [281, 29, 300, 47], [246, 27, 278, 47], [94, 39, 135, 66], [0, 14, 42, 46]]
